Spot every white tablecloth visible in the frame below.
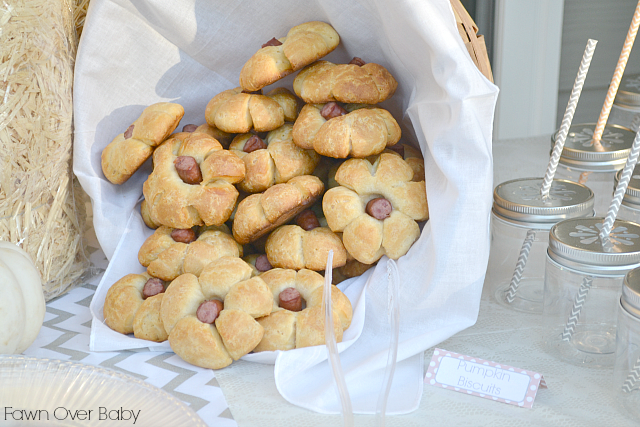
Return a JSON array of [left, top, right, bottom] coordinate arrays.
[[25, 134, 639, 426]]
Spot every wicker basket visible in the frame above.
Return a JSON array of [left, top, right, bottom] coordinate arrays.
[[450, 0, 494, 83]]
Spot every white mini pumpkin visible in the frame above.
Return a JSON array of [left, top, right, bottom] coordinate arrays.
[[0, 241, 46, 354]]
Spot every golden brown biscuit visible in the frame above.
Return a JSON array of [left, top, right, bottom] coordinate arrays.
[[253, 268, 352, 352], [232, 175, 324, 245], [204, 87, 298, 134], [265, 224, 347, 271], [293, 60, 397, 104], [323, 153, 428, 264], [101, 103, 184, 184], [292, 103, 401, 158], [175, 123, 235, 149], [160, 257, 273, 369], [239, 21, 340, 91], [230, 124, 320, 193], [103, 273, 169, 342], [138, 225, 242, 281], [133, 293, 168, 342], [377, 143, 425, 182], [142, 132, 245, 229]]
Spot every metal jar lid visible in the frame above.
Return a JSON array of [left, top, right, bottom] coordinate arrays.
[[622, 267, 640, 319], [493, 178, 594, 228], [614, 73, 640, 108], [548, 218, 640, 276], [551, 123, 635, 172], [614, 164, 640, 210]]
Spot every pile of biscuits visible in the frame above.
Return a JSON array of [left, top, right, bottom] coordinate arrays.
[[100, 21, 428, 370]]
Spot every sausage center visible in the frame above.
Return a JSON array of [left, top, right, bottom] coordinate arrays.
[[174, 155, 203, 185], [279, 287, 304, 312], [365, 197, 393, 220], [142, 278, 165, 299], [196, 299, 224, 324], [170, 228, 197, 243]]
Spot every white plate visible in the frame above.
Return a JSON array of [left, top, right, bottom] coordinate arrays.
[[0, 355, 207, 426]]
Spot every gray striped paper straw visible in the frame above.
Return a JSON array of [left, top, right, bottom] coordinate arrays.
[[562, 276, 594, 342], [600, 128, 640, 240], [505, 229, 537, 304], [622, 354, 640, 393], [541, 39, 597, 198]]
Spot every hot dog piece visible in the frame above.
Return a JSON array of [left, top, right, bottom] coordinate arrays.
[[262, 37, 283, 48], [124, 124, 134, 139], [182, 124, 198, 132], [142, 278, 165, 299], [279, 287, 302, 312], [170, 228, 197, 243], [349, 57, 366, 66], [196, 299, 224, 324], [296, 209, 320, 231], [320, 102, 348, 120], [174, 156, 203, 184], [243, 135, 267, 153], [365, 197, 392, 220], [255, 254, 273, 272]]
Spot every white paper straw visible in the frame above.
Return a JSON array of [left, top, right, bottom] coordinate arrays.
[[505, 229, 536, 303], [593, 0, 640, 143], [375, 259, 400, 427], [600, 129, 640, 240], [622, 354, 640, 393], [562, 276, 593, 342], [323, 250, 353, 427], [541, 39, 598, 197]]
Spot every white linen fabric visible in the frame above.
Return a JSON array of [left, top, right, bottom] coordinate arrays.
[[76, 0, 498, 415]]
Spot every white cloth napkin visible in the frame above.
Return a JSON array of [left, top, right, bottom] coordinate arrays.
[[77, 0, 498, 414]]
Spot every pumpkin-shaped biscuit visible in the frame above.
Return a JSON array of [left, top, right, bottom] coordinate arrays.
[[138, 224, 242, 281], [103, 273, 169, 342], [204, 87, 298, 134], [292, 103, 401, 158], [253, 268, 352, 352], [230, 124, 320, 193], [239, 21, 340, 92], [101, 102, 184, 184], [322, 153, 428, 264], [160, 257, 273, 369], [232, 175, 324, 245], [293, 59, 397, 104], [265, 209, 347, 271], [142, 132, 245, 229]]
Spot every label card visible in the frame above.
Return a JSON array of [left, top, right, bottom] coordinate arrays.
[[425, 349, 546, 408]]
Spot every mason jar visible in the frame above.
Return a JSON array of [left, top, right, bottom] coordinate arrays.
[[614, 164, 640, 223], [609, 73, 640, 132], [614, 267, 640, 420], [552, 123, 635, 217], [543, 218, 640, 367], [486, 178, 594, 313]]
